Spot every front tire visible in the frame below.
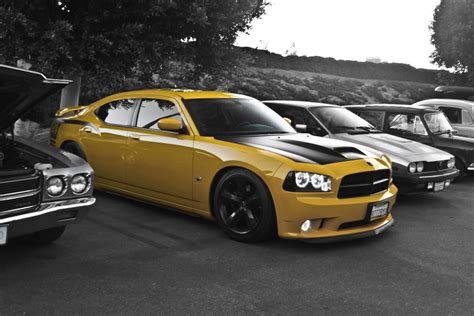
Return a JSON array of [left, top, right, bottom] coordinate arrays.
[[213, 168, 276, 242]]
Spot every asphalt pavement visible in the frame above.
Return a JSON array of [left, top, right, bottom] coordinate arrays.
[[1, 177, 473, 315]]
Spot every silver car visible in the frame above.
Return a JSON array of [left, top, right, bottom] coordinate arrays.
[[413, 99, 474, 138]]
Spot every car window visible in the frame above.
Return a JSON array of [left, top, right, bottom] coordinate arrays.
[[439, 107, 462, 124], [96, 99, 136, 126], [356, 111, 385, 130], [269, 106, 328, 136], [461, 110, 473, 124], [136, 99, 183, 130], [387, 113, 427, 135]]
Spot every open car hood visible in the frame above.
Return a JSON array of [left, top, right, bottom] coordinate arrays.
[[0, 64, 70, 131]]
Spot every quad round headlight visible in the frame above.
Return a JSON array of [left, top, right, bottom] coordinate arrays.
[[295, 172, 310, 188], [285, 172, 332, 192], [408, 162, 417, 173], [47, 177, 65, 196], [71, 174, 88, 194], [416, 161, 424, 173], [447, 157, 455, 169]]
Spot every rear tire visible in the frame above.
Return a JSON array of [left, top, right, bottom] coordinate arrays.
[[213, 168, 276, 243], [24, 226, 66, 245]]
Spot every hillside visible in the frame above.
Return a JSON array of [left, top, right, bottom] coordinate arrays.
[[227, 67, 435, 105]]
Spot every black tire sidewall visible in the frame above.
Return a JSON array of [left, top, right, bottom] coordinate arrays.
[[213, 168, 276, 242]]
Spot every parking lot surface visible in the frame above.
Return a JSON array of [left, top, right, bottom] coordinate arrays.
[[1, 178, 473, 315]]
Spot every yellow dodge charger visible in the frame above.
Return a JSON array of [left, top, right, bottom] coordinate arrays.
[[51, 89, 397, 242]]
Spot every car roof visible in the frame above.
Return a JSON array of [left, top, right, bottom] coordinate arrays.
[[102, 89, 252, 101], [345, 104, 439, 113], [413, 99, 474, 111], [263, 100, 338, 109]]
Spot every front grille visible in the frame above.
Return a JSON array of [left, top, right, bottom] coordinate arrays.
[[423, 160, 449, 172], [0, 175, 41, 195], [338, 170, 391, 199], [0, 192, 41, 218]]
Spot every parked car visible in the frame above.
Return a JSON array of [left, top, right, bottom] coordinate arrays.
[[413, 99, 474, 138], [0, 64, 95, 246], [434, 86, 474, 101], [346, 104, 474, 178], [264, 101, 458, 193], [52, 89, 398, 243]]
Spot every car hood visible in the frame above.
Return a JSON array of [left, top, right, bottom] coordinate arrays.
[[0, 64, 70, 131], [334, 132, 452, 164], [217, 133, 383, 164]]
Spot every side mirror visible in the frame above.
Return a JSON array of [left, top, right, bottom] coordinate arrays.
[[283, 117, 292, 125], [295, 124, 307, 132], [157, 118, 183, 132]]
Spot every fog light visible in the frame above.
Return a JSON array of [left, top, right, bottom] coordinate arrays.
[[427, 182, 434, 190], [301, 220, 311, 232], [445, 179, 451, 187]]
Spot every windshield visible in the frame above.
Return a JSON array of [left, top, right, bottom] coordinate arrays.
[[309, 107, 376, 133], [183, 98, 295, 136], [424, 112, 454, 134]]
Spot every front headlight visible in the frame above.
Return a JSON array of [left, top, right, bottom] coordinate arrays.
[[447, 157, 455, 169], [416, 161, 424, 173], [284, 171, 332, 192], [47, 177, 65, 196], [71, 174, 89, 194], [408, 162, 417, 173]]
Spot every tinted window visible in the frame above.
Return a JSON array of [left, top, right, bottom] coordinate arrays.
[[184, 98, 295, 136], [270, 106, 328, 136], [136, 99, 182, 130], [357, 111, 385, 130], [96, 99, 135, 126], [439, 107, 462, 124], [387, 113, 427, 135]]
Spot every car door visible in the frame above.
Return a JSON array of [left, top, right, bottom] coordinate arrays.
[[80, 98, 137, 185], [125, 97, 194, 210], [384, 111, 433, 145]]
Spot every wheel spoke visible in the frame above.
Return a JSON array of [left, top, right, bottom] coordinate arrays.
[[245, 193, 260, 205], [221, 189, 242, 203], [244, 208, 258, 229], [225, 211, 238, 226]]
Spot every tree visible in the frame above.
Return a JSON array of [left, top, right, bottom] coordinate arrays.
[[430, 0, 474, 84], [0, 0, 267, 105]]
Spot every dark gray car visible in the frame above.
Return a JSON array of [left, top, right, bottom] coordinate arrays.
[[0, 64, 95, 246], [264, 101, 458, 193]]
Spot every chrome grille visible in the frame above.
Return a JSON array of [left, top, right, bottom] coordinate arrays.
[[0, 173, 42, 217]]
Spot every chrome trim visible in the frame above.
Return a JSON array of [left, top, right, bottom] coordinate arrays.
[[419, 170, 459, 179], [0, 175, 40, 184], [0, 190, 40, 201], [0, 197, 96, 225], [373, 178, 389, 185], [0, 205, 37, 217], [468, 163, 474, 171], [0, 188, 40, 198]]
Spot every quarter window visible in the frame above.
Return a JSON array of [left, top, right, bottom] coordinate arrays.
[[461, 110, 473, 124], [439, 107, 462, 124], [387, 113, 427, 135], [136, 99, 182, 130], [96, 99, 135, 126]]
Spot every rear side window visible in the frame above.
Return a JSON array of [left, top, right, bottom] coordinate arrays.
[[136, 99, 182, 130], [461, 110, 473, 124], [357, 111, 385, 130], [96, 99, 135, 126], [387, 113, 427, 135], [439, 107, 462, 124]]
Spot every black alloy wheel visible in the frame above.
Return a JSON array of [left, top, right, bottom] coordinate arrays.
[[214, 168, 276, 242]]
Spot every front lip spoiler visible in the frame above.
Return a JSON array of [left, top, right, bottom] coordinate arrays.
[[301, 218, 394, 243], [0, 197, 96, 225]]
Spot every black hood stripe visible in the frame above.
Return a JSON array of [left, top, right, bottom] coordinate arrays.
[[217, 135, 355, 165]]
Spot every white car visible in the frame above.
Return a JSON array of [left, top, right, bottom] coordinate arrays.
[[413, 99, 474, 138]]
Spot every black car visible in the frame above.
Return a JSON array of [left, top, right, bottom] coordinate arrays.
[[264, 101, 458, 193], [346, 104, 474, 178], [0, 64, 95, 246]]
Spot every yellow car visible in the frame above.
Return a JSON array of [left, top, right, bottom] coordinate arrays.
[[51, 89, 397, 242]]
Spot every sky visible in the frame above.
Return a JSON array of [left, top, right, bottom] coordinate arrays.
[[236, 0, 442, 69]]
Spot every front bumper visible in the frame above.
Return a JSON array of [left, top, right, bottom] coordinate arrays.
[[274, 184, 398, 241], [394, 169, 459, 193], [0, 197, 95, 241]]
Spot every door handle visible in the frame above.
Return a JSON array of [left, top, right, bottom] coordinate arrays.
[[81, 126, 92, 133], [130, 134, 141, 141]]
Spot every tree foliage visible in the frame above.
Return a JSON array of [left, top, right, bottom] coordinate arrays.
[[430, 0, 474, 84], [0, 0, 267, 101]]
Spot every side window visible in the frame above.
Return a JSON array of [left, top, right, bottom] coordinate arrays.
[[96, 99, 136, 126], [439, 107, 462, 124], [357, 111, 384, 130], [136, 99, 182, 131], [280, 107, 328, 136], [387, 113, 427, 135], [461, 110, 473, 124]]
